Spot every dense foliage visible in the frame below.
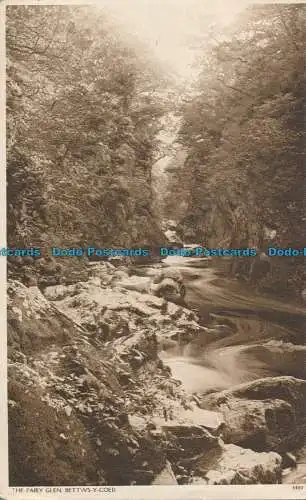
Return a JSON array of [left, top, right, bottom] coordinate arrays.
[[177, 4, 306, 295], [7, 5, 168, 282]]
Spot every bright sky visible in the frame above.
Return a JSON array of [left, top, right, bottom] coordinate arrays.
[[96, 0, 251, 80]]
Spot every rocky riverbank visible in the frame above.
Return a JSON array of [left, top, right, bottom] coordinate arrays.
[[7, 261, 305, 485]]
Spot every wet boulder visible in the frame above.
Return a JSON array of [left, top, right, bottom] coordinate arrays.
[[191, 443, 282, 484], [115, 275, 151, 293], [163, 425, 219, 457], [149, 278, 185, 303], [241, 341, 306, 379], [201, 376, 306, 453]]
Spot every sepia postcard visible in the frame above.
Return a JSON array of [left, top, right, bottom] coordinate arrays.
[[1, 0, 306, 498]]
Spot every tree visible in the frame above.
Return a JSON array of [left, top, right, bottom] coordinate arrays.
[[177, 4, 306, 295], [7, 5, 168, 282]]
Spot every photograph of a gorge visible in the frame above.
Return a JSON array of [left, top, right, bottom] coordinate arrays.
[[6, 1, 306, 488]]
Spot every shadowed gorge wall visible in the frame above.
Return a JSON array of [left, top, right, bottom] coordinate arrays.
[[6, 5, 168, 282], [175, 4, 306, 296]]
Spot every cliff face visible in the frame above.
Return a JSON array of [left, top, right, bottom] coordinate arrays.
[[6, 5, 167, 285], [175, 4, 306, 297]]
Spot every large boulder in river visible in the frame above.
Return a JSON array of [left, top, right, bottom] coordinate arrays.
[[190, 443, 282, 484], [163, 425, 219, 458], [200, 376, 306, 453], [151, 406, 224, 434], [240, 341, 306, 378], [151, 268, 184, 285], [148, 268, 185, 303]]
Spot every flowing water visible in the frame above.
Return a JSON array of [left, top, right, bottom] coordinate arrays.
[[145, 255, 306, 394], [134, 254, 306, 481]]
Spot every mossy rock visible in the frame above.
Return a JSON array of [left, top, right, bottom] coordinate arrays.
[[8, 380, 106, 486]]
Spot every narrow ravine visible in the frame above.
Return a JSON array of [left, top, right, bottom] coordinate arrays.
[[6, 1, 306, 488]]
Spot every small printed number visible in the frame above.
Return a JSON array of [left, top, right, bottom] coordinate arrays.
[[292, 485, 304, 490]]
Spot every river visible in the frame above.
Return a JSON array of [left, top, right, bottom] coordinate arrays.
[[139, 255, 306, 395], [152, 254, 306, 482]]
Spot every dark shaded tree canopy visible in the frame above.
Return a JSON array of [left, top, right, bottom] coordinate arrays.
[[7, 5, 168, 259], [175, 4, 305, 295]]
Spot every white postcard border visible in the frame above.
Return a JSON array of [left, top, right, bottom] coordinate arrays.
[[1, 0, 305, 498]]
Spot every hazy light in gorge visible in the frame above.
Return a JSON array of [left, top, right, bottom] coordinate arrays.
[[97, 0, 248, 80]]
